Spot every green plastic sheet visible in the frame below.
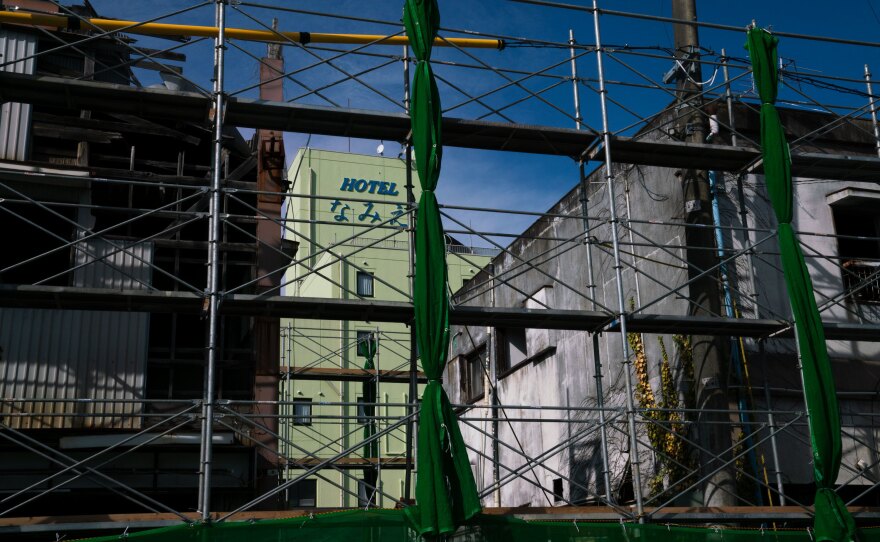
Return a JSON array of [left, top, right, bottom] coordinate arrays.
[[402, 0, 481, 536], [359, 334, 378, 501], [746, 28, 856, 542], [77, 510, 880, 542]]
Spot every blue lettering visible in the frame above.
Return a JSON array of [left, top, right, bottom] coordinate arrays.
[[354, 179, 368, 192], [358, 202, 381, 223], [389, 204, 407, 228], [386, 183, 399, 196], [340, 178, 355, 191], [377, 182, 390, 195], [330, 199, 351, 222], [367, 180, 380, 194]]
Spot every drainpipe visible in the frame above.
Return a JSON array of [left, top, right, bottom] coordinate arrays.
[[708, 168, 762, 505]]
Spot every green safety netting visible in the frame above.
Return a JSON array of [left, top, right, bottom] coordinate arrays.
[[78, 510, 880, 542], [359, 334, 378, 501], [402, 0, 481, 537], [746, 28, 857, 542]]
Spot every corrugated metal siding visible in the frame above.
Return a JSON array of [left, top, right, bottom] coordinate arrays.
[[73, 237, 154, 290], [0, 240, 153, 429], [0, 29, 36, 161]]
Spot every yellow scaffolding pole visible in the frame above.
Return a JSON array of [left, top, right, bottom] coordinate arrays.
[[0, 11, 504, 49]]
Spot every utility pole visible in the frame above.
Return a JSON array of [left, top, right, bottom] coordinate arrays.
[[671, 0, 736, 507]]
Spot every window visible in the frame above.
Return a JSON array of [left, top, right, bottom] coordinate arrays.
[[292, 398, 312, 426], [288, 479, 317, 508], [146, 364, 203, 400], [461, 345, 486, 403], [832, 204, 880, 304], [552, 478, 564, 503], [356, 271, 374, 297], [356, 396, 367, 424], [356, 330, 372, 357], [496, 328, 527, 375]]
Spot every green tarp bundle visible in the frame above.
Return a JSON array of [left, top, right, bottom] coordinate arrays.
[[745, 28, 857, 542], [402, 0, 481, 537], [359, 334, 378, 503], [78, 510, 880, 542]]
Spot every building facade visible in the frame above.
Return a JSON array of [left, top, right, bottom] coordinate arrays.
[[280, 148, 496, 508], [446, 104, 880, 510], [0, 3, 286, 515]]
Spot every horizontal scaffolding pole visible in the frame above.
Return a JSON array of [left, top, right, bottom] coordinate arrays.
[[4, 74, 880, 180], [281, 366, 427, 383], [4, 506, 880, 534], [286, 457, 413, 469], [0, 11, 503, 48], [3, 284, 880, 340]]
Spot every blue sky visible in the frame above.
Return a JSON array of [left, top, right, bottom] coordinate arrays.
[[88, 1, 880, 245]]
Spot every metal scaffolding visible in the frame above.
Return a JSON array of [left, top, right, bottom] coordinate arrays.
[[3, 0, 880, 537]]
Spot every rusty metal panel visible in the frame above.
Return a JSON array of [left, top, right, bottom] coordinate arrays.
[[0, 239, 153, 429], [0, 29, 36, 161]]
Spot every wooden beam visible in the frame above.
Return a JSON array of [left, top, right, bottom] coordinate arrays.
[[3, 506, 880, 534], [131, 48, 187, 63], [32, 122, 122, 144], [91, 153, 210, 173], [130, 58, 183, 74], [33, 112, 200, 146]]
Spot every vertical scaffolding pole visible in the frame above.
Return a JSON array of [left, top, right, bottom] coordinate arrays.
[[724, 45, 756, 309], [591, 1, 644, 517], [760, 341, 787, 505], [721, 49, 738, 148], [489, 263, 501, 507], [374, 328, 382, 507], [198, 0, 226, 522], [403, 43, 417, 504], [865, 64, 880, 157], [724, 51, 785, 504], [569, 28, 612, 504]]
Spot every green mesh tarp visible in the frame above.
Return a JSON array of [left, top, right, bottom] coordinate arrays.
[[745, 28, 856, 542], [402, 0, 481, 537], [359, 334, 378, 503], [78, 510, 880, 542]]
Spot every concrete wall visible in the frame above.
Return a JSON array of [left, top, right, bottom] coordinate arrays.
[[446, 106, 880, 507]]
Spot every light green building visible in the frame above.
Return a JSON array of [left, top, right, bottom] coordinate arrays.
[[280, 148, 495, 508]]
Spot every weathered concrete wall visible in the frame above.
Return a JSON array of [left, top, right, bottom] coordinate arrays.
[[446, 104, 880, 507]]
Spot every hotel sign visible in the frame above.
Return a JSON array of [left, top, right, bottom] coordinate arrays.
[[339, 178, 401, 196], [329, 178, 407, 226]]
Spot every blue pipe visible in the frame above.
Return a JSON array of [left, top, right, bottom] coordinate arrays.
[[709, 170, 763, 505]]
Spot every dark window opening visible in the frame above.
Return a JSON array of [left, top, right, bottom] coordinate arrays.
[[461, 345, 486, 403], [146, 363, 203, 400], [552, 478, 564, 503], [0, 205, 76, 286], [496, 328, 528, 376], [833, 206, 880, 304], [288, 479, 317, 508], [293, 398, 312, 426], [356, 271, 374, 297]]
